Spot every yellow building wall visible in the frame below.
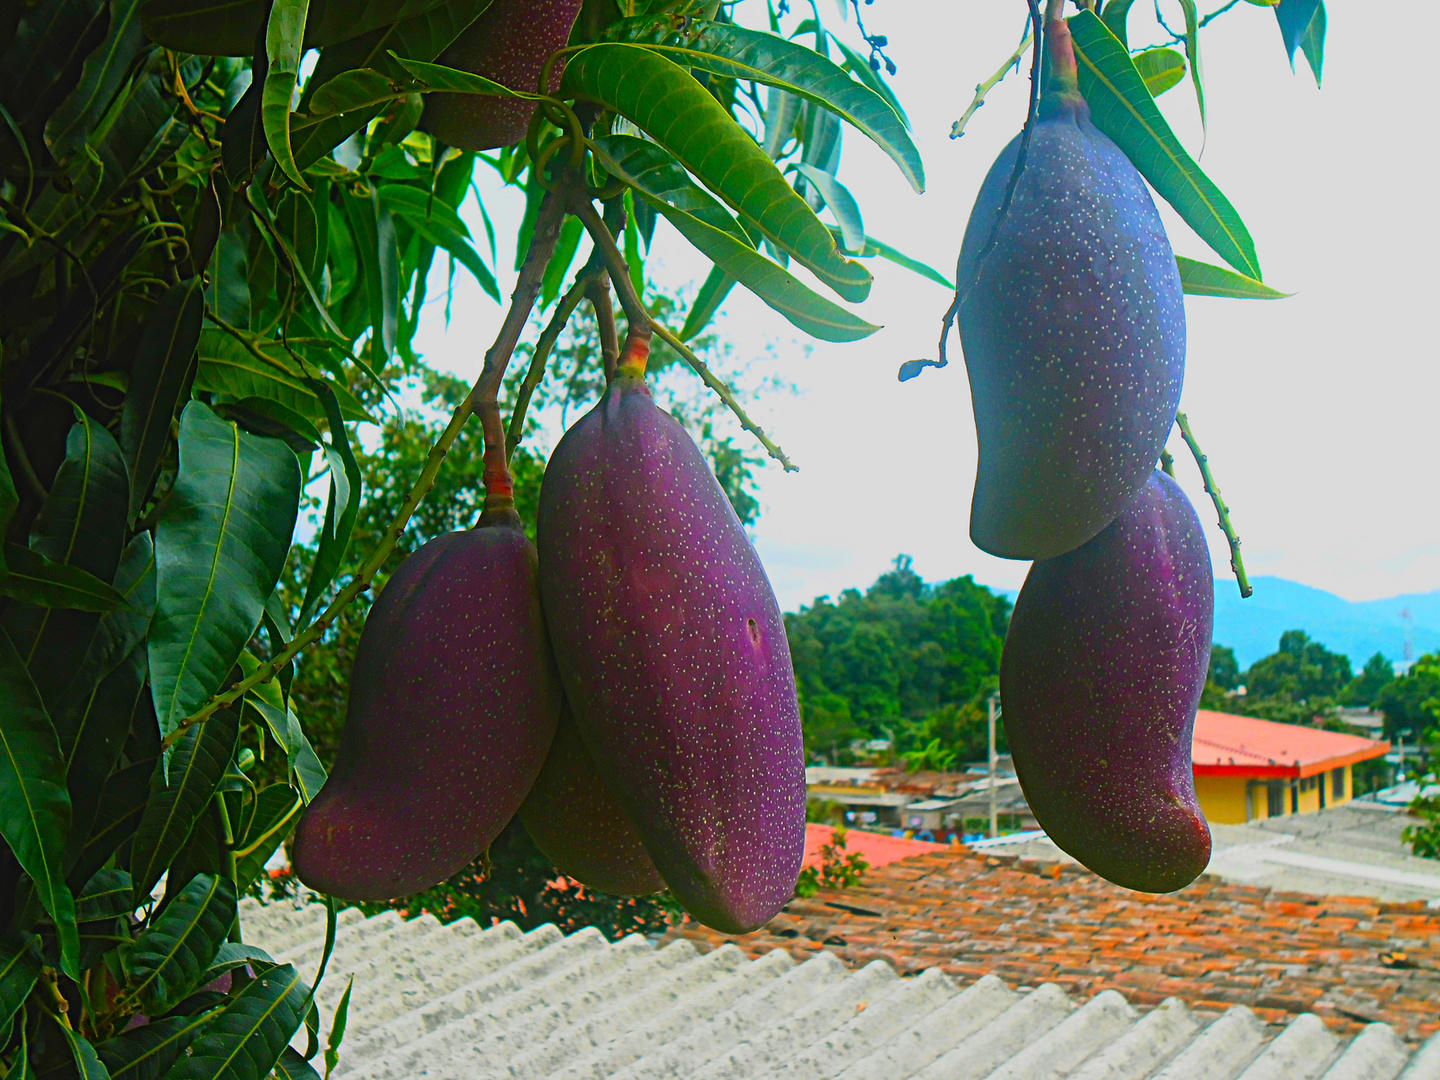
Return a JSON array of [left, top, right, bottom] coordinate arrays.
[[1194, 775, 1252, 825]]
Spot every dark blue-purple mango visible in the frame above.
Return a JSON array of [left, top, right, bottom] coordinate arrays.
[[1001, 470, 1213, 893], [537, 363, 805, 935], [291, 510, 561, 900], [519, 700, 665, 897], [425, 0, 585, 151], [956, 15, 1185, 560]]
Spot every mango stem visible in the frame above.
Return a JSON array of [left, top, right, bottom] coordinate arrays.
[[1175, 412, 1252, 599]]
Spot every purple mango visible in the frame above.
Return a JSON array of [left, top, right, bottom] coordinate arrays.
[[291, 511, 561, 900], [956, 16, 1185, 559], [519, 700, 665, 897], [1001, 470, 1213, 893], [424, 0, 585, 151], [537, 370, 805, 934]]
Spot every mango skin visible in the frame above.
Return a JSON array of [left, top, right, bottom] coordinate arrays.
[[537, 373, 805, 934], [291, 514, 561, 901], [519, 700, 666, 897], [424, 0, 585, 151], [1001, 470, 1212, 893], [957, 107, 1185, 560]]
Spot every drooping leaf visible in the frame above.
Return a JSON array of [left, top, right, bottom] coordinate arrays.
[[0, 933, 42, 1034], [262, 0, 312, 189], [1177, 256, 1290, 299], [826, 32, 909, 129], [1067, 10, 1261, 279], [1133, 48, 1186, 97], [61, 649, 149, 862], [605, 17, 923, 194], [232, 785, 301, 889], [98, 1013, 217, 1080], [149, 402, 301, 735], [792, 163, 863, 253], [591, 136, 878, 342], [74, 867, 135, 920], [0, 545, 125, 612], [540, 217, 585, 312], [126, 872, 237, 1015], [193, 330, 376, 426], [322, 977, 352, 1079], [826, 228, 954, 289], [202, 942, 274, 984], [128, 704, 240, 902], [680, 265, 737, 342], [1177, 0, 1205, 130], [68, 757, 152, 891], [558, 45, 872, 302], [296, 385, 360, 628], [123, 278, 204, 521], [0, 628, 78, 978], [31, 408, 129, 583], [242, 691, 325, 803], [161, 962, 310, 1080], [56, 1022, 112, 1080], [46, 0, 150, 164], [1275, 0, 1324, 86], [376, 186, 498, 300], [1100, 0, 1135, 47], [622, 189, 644, 300], [272, 1049, 320, 1080]]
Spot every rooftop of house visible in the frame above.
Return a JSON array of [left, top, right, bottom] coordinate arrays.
[[666, 830, 1440, 1044], [1192, 711, 1390, 777]]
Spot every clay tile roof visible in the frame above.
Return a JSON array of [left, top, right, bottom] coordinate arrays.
[[1192, 710, 1390, 777], [666, 831, 1440, 1044]]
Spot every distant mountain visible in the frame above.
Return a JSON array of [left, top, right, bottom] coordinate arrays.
[[1212, 577, 1440, 669]]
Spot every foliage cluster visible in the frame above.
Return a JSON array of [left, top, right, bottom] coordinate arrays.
[[786, 556, 1011, 766], [792, 825, 867, 898]]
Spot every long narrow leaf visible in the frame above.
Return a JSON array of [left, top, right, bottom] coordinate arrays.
[[792, 164, 863, 253], [605, 17, 923, 193], [262, 0, 313, 189], [1177, 256, 1290, 299], [149, 402, 301, 736], [1067, 10, 1261, 279], [680, 265, 737, 342], [297, 384, 360, 627], [0, 545, 125, 612], [126, 873, 238, 1014], [98, 1013, 217, 1080], [0, 629, 78, 977], [56, 1024, 111, 1080], [0, 934, 41, 1033], [562, 45, 872, 303], [159, 962, 310, 1080]]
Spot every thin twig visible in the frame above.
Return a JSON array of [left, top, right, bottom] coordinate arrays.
[[1159, 447, 1175, 477], [161, 184, 573, 750], [1175, 411, 1251, 599], [951, 25, 1035, 139], [588, 274, 619, 383], [506, 264, 602, 461], [901, 0, 1043, 384], [570, 193, 797, 472]]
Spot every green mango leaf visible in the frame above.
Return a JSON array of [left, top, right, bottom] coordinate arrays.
[[68, 757, 151, 891], [791, 164, 863, 254], [0, 628, 79, 978], [591, 136, 878, 343], [75, 868, 135, 921], [1275, 0, 1324, 86], [3, 1012, 32, 1080], [149, 402, 301, 735], [296, 385, 361, 628], [202, 942, 275, 984], [1177, 256, 1290, 299], [123, 278, 204, 522], [46, 0, 149, 164], [1133, 48, 1186, 97], [622, 190, 645, 300], [31, 409, 129, 583], [242, 693, 326, 803], [129, 706, 240, 901], [232, 785, 302, 889], [540, 217, 585, 312], [263, 0, 313, 189], [273, 1049, 320, 1080], [99, 1013, 217, 1080], [1177, 0, 1205, 129], [194, 331, 375, 426], [0, 933, 42, 1034], [605, 17, 922, 193], [0, 545, 126, 612], [826, 32, 909, 130], [127, 873, 237, 1014], [376, 186, 498, 300], [56, 1023, 111, 1080], [561, 45, 872, 303], [1067, 10, 1261, 280], [55, 533, 156, 718], [322, 977, 352, 1078], [61, 652, 149, 866], [827, 228, 955, 289], [1100, 0, 1135, 46], [680, 265, 736, 342], [162, 962, 310, 1080]]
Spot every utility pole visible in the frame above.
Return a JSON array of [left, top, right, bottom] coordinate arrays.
[[987, 692, 1000, 839]]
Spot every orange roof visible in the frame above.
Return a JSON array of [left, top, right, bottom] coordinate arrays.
[[803, 823, 949, 871], [1191, 709, 1389, 778]]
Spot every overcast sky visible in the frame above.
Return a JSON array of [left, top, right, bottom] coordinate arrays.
[[414, 1, 1440, 614]]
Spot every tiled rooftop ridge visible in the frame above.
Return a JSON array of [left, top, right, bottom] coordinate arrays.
[[662, 847, 1440, 1042]]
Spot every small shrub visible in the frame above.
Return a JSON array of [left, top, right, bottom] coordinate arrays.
[[794, 825, 870, 897]]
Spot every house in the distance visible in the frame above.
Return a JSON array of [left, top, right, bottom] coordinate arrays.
[[1191, 709, 1390, 824]]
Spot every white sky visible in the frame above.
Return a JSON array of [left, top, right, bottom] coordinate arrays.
[[413, 1, 1440, 614]]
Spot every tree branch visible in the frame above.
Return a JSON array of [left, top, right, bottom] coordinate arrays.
[[1175, 411, 1251, 599]]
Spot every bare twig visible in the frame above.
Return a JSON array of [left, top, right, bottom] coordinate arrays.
[[951, 25, 1035, 140], [570, 193, 797, 471], [588, 274, 619, 383], [162, 184, 573, 750], [506, 264, 603, 461], [1175, 411, 1251, 599]]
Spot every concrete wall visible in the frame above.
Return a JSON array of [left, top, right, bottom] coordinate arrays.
[[1194, 765, 1355, 824]]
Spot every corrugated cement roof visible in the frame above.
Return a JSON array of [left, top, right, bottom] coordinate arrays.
[[238, 897, 1440, 1080]]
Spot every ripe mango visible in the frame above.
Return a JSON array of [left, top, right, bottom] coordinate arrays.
[[1001, 470, 1212, 893], [537, 371, 805, 934], [518, 700, 665, 897], [291, 512, 560, 900], [424, 0, 585, 151], [956, 41, 1185, 560]]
